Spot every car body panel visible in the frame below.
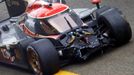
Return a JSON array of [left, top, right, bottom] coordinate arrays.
[[0, 1, 95, 70], [0, 0, 132, 75], [26, 1, 69, 19], [73, 8, 96, 19]]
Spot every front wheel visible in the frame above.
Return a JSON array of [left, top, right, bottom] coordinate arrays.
[[98, 8, 132, 45], [27, 39, 60, 75]]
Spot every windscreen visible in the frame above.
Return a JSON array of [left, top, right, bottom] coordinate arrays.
[[0, 1, 10, 22]]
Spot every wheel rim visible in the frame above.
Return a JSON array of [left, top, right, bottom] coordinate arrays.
[[27, 47, 43, 75]]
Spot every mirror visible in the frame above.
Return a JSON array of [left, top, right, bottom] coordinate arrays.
[[91, 0, 101, 4]]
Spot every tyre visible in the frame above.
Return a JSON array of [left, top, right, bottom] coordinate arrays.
[[19, 38, 35, 49], [27, 39, 60, 75], [96, 6, 123, 18], [97, 8, 132, 45], [95, 6, 111, 18], [5, 0, 26, 17]]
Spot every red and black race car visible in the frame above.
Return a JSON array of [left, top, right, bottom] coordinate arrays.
[[0, 0, 132, 75]]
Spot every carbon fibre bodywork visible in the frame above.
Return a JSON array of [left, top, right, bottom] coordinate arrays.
[[0, 1, 96, 70], [0, 0, 132, 74]]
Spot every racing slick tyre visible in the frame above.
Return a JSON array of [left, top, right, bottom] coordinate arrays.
[[95, 6, 111, 18], [19, 38, 35, 49], [27, 39, 60, 75], [98, 8, 132, 45], [96, 6, 122, 18]]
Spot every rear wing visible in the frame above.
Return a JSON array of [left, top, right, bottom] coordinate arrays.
[[0, 0, 27, 22]]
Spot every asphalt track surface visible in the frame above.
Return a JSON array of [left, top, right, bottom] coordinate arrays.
[[0, 0, 134, 75]]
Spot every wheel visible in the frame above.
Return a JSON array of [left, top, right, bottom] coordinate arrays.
[[96, 6, 122, 18], [97, 8, 132, 45], [5, 0, 26, 17], [19, 38, 35, 49], [27, 39, 60, 75], [95, 6, 111, 18]]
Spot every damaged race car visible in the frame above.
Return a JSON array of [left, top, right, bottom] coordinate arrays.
[[0, 0, 132, 75]]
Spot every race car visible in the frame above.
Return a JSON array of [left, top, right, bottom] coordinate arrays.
[[0, 0, 132, 75]]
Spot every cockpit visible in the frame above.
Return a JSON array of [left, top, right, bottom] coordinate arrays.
[[24, 9, 83, 36]]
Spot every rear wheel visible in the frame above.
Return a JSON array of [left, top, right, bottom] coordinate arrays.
[[98, 8, 132, 45], [27, 39, 60, 75]]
